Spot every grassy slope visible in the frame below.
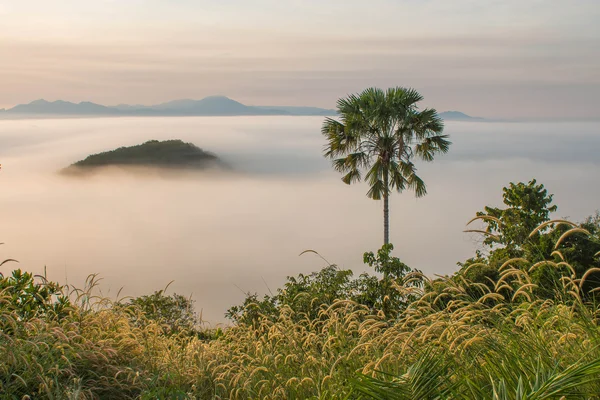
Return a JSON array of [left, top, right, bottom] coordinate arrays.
[[2, 253, 600, 399]]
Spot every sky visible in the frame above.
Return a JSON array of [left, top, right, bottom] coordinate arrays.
[[1, 0, 599, 118]]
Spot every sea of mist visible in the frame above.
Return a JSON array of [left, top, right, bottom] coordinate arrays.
[[0, 116, 599, 323]]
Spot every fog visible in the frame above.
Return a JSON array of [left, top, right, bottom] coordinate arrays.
[[0, 116, 598, 323]]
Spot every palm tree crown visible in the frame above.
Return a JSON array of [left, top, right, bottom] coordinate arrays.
[[322, 87, 451, 244]]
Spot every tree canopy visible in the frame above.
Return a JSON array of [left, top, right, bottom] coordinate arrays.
[[322, 87, 450, 244], [461, 179, 600, 298]]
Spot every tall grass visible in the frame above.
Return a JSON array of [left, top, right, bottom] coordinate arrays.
[[1, 226, 600, 399]]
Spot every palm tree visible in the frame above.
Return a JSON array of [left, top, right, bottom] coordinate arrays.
[[322, 87, 450, 245]]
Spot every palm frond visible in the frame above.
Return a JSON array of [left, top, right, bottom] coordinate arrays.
[[407, 173, 427, 198], [367, 179, 386, 200], [322, 87, 449, 222], [389, 161, 408, 192], [400, 87, 424, 107], [365, 159, 384, 185], [415, 135, 451, 162], [342, 169, 362, 185], [527, 356, 600, 398], [353, 350, 457, 400]]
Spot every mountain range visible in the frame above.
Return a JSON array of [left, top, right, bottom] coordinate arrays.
[[1, 96, 336, 117], [0, 96, 481, 120]]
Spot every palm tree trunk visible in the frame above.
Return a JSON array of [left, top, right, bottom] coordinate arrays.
[[382, 172, 390, 317], [383, 173, 390, 246]]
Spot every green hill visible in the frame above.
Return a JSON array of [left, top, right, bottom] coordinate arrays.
[[63, 139, 225, 173]]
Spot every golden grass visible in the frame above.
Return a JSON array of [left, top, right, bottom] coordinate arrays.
[[2, 234, 600, 398]]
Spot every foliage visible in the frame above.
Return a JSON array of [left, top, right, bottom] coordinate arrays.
[[227, 244, 418, 324], [474, 179, 558, 253], [353, 351, 457, 399], [225, 291, 279, 326], [0, 273, 217, 399], [0, 268, 71, 323], [226, 264, 356, 324], [363, 244, 411, 278], [205, 241, 600, 399], [322, 87, 450, 244], [321, 87, 450, 200], [558, 211, 600, 293], [2, 226, 600, 398], [354, 351, 600, 400], [461, 179, 600, 299], [362, 244, 421, 317], [64, 139, 222, 172], [126, 289, 203, 337]]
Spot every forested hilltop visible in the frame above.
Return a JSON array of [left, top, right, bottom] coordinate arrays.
[[62, 139, 225, 173]]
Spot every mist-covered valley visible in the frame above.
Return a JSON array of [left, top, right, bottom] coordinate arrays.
[[1, 116, 599, 322]]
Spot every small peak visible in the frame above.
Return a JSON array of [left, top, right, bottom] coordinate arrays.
[[200, 95, 238, 102]]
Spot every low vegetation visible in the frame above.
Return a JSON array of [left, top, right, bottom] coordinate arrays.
[[1, 180, 600, 399]]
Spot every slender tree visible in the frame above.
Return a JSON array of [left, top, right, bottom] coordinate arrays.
[[322, 87, 450, 245]]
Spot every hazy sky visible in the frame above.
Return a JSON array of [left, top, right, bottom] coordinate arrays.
[[1, 0, 599, 118]]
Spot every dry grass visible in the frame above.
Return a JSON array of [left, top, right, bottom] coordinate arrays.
[[2, 235, 600, 399]]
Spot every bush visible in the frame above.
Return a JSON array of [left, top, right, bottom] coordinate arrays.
[[0, 269, 71, 324], [227, 244, 420, 324], [126, 289, 200, 336]]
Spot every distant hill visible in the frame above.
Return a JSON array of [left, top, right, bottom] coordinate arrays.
[[112, 103, 148, 111], [439, 111, 483, 121], [148, 96, 285, 115], [254, 105, 336, 116], [9, 99, 115, 114], [6, 96, 336, 117], [154, 97, 247, 113], [5, 98, 479, 120], [62, 140, 226, 174]]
